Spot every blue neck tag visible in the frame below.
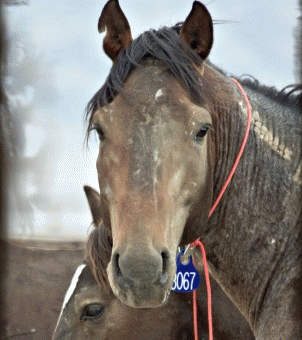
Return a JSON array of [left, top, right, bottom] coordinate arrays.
[[172, 250, 200, 293]]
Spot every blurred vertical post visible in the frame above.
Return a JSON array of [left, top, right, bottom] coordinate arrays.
[[0, 0, 7, 336], [298, 0, 302, 326], [0, 2, 29, 335], [299, 1, 302, 83]]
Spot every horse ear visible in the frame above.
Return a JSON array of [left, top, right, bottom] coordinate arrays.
[[179, 1, 213, 60], [83, 185, 102, 226], [98, 0, 133, 61]]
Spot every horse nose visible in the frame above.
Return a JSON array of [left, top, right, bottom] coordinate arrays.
[[112, 247, 171, 284]]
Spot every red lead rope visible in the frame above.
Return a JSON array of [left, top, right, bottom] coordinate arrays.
[[190, 78, 252, 340]]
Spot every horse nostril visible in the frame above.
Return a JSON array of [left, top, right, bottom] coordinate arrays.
[[112, 252, 121, 277], [161, 251, 170, 275]]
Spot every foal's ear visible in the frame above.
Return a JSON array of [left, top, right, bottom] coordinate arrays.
[[98, 0, 133, 61], [83, 185, 102, 226], [180, 1, 213, 60]]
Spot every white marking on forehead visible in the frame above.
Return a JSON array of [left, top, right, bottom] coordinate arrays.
[[153, 149, 159, 162], [61, 264, 86, 313], [54, 264, 86, 334], [155, 89, 164, 100]]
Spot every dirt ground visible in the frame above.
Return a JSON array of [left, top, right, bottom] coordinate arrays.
[[3, 239, 86, 340]]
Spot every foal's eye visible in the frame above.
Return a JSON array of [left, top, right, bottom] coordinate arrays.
[[81, 303, 104, 321], [91, 124, 105, 141], [195, 126, 210, 142]]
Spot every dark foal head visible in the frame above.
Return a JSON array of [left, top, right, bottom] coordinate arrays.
[[52, 186, 204, 340], [52, 264, 197, 340], [87, 0, 215, 308]]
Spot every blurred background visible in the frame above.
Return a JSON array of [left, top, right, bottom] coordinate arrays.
[[2, 0, 300, 241]]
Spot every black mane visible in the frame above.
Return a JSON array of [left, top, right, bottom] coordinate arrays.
[[239, 77, 302, 109], [206, 60, 302, 109], [86, 24, 301, 140], [85, 24, 205, 136]]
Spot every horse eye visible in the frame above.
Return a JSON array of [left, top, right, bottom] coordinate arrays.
[[195, 126, 209, 142], [81, 303, 104, 321], [92, 124, 105, 141]]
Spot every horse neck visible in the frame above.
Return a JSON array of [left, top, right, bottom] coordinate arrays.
[[201, 66, 302, 335], [194, 256, 255, 340]]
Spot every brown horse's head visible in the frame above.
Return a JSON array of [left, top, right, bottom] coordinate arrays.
[[53, 186, 202, 340], [87, 0, 215, 308]]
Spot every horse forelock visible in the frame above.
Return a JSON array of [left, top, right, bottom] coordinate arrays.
[[85, 223, 112, 290], [85, 24, 207, 141]]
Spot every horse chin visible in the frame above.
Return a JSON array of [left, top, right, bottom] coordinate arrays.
[[113, 284, 171, 309], [107, 266, 172, 308]]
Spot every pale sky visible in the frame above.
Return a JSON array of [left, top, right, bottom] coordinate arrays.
[[4, 0, 300, 239]]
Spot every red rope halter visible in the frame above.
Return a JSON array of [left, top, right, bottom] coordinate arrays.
[[190, 77, 252, 340]]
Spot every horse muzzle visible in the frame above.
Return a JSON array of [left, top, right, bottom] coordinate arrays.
[[107, 246, 175, 308]]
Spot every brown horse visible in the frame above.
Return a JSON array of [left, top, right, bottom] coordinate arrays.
[[86, 1, 302, 338], [53, 186, 254, 339]]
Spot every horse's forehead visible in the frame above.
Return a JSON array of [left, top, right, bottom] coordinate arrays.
[[120, 67, 185, 115], [125, 65, 171, 97], [96, 66, 210, 128]]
